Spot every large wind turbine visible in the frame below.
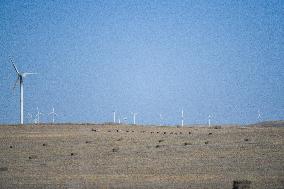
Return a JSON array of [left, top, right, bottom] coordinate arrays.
[[48, 107, 57, 124], [11, 58, 37, 124]]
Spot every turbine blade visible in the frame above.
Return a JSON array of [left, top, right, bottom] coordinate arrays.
[[9, 57, 20, 74], [12, 63, 20, 74], [22, 73, 38, 77], [12, 76, 20, 90]]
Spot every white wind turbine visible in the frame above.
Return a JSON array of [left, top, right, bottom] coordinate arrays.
[[48, 107, 57, 124], [123, 117, 127, 124], [257, 109, 262, 121], [181, 109, 184, 127], [208, 114, 212, 127], [35, 107, 44, 124], [113, 111, 116, 123], [11, 58, 37, 124], [159, 113, 163, 126], [131, 112, 138, 125], [27, 113, 33, 124]]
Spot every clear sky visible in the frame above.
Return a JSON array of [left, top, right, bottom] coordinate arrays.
[[0, 0, 283, 125]]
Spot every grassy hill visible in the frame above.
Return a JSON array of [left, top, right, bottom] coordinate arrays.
[[0, 124, 283, 188]]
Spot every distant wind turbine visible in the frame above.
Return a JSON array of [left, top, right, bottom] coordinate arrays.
[[113, 111, 116, 123], [27, 113, 33, 124], [208, 114, 212, 127], [48, 107, 57, 124], [10, 57, 37, 124], [35, 107, 44, 124], [257, 110, 262, 121], [131, 112, 138, 125], [159, 113, 163, 126], [181, 109, 184, 127], [123, 117, 127, 124]]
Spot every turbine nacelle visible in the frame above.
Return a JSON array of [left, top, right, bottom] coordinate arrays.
[[12, 62, 37, 89]]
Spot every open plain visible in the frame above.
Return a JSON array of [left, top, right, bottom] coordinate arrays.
[[0, 123, 283, 189]]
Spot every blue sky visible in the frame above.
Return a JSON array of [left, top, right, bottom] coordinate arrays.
[[0, 0, 283, 125]]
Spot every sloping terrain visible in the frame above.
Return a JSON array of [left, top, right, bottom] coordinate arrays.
[[0, 124, 283, 189], [247, 120, 284, 127]]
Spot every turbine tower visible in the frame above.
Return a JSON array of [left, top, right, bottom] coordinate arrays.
[[113, 111, 116, 123], [159, 113, 163, 126], [181, 109, 184, 127], [131, 112, 138, 125], [48, 107, 57, 124], [257, 109, 262, 121], [208, 114, 212, 127], [11, 58, 37, 124]]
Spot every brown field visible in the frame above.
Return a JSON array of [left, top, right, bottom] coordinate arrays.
[[0, 123, 283, 189]]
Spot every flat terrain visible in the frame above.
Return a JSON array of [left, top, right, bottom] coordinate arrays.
[[0, 124, 283, 189]]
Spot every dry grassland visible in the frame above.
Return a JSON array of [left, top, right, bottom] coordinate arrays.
[[0, 124, 283, 188]]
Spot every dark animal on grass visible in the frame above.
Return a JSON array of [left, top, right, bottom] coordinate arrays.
[[184, 142, 192, 146], [29, 155, 37, 159], [232, 180, 251, 189], [112, 147, 119, 152]]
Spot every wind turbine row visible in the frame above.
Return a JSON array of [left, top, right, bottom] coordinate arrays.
[[112, 111, 138, 125], [28, 107, 58, 124]]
